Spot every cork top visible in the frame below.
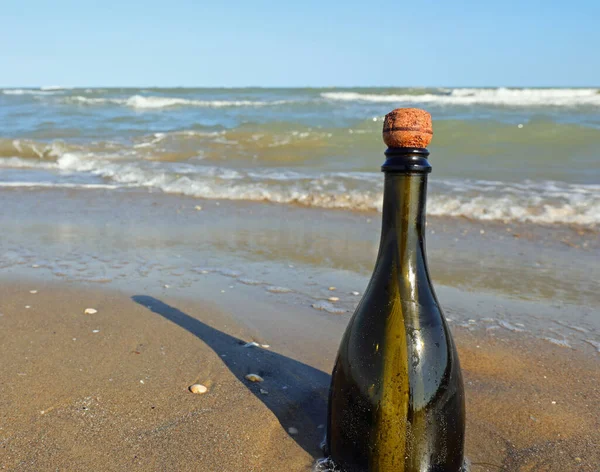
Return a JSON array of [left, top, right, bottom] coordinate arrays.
[[382, 108, 433, 148]]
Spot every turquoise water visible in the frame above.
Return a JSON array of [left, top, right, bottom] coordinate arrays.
[[1, 87, 599, 225]]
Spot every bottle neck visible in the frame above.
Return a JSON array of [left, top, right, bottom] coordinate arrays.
[[379, 172, 427, 251], [377, 148, 432, 295], [379, 147, 430, 258]]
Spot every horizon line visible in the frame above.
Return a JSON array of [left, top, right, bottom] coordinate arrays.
[[1, 85, 599, 89]]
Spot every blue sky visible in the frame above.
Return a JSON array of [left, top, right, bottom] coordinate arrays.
[[1, 0, 599, 87]]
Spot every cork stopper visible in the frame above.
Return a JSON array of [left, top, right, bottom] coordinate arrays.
[[382, 108, 433, 148]]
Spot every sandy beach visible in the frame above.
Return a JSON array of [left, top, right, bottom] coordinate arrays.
[[1, 279, 598, 471], [2, 8, 600, 467], [0, 187, 598, 471]]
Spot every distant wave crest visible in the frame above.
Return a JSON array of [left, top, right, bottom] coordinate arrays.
[[40, 85, 68, 91], [63, 95, 294, 109], [2, 88, 61, 96], [321, 88, 600, 107]]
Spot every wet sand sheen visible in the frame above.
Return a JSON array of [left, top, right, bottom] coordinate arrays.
[[1, 188, 598, 308]]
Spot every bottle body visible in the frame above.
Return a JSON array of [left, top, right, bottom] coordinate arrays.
[[326, 157, 465, 472]]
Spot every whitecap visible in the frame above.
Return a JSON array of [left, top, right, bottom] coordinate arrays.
[[63, 94, 294, 109], [321, 88, 600, 107]]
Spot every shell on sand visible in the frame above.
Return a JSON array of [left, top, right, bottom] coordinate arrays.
[[84, 308, 98, 315], [189, 384, 208, 394], [245, 373, 264, 382]]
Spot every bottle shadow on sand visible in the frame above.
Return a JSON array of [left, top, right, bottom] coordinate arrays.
[[132, 295, 330, 458]]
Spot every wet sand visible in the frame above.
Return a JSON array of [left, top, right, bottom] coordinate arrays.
[[0, 187, 599, 471], [0, 280, 598, 471], [1, 188, 598, 308], [0, 281, 600, 472], [0, 281, 315, 471]]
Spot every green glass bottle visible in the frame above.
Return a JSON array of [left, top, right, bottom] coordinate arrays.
[[325, 108, 465, 472]]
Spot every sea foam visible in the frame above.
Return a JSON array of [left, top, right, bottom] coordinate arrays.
[[322, 88, 600, 107], [48, 150, 600, 226], [2, 89, 59, 96], [40, 85, 68, 91], [63, 95, 293, 109], [1, 140, 597, 226], [1, 124, 598, 227]]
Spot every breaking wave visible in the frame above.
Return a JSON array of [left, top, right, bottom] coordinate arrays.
[[63, 95, 294, 109], [0, 181, 121, 190], [0, 131, 598, 226], [322, 88, 600, 107], [4, 87, 600, 108], [2, 88, 61, 96], [1, 147, 595, 226]]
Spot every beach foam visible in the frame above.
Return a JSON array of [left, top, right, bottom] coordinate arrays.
[[1, 132, 598, 226], [0, 182, 121, 189], [48, 150, 600, 226]]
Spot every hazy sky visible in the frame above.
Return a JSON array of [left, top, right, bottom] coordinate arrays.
[[1, 0, 599, 87]]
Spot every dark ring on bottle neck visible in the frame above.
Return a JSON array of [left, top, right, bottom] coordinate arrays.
[[382, 147, 432, 174]]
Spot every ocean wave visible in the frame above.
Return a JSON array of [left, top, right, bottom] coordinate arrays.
[[2, 88, 60, 96], [40, 85, 69, 91], [47, 151, 599, 226], [63, 95, 294, 109], [2, 147, 597, 225], [427, 193, 599, 226], [0, 182, 121, 189], [5, 117, 598, 171], [6, 87, 600, 108], [0, 139, 73, 160], [0, 129, 343, 165], [0, 157, 58, 169], [322, 88, 600, 107], [1, 129, 598, 226]]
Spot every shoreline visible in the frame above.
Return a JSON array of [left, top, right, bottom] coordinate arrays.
[[1, 278, 598, 471], [1, 186, 599, 470], [1, 187, 598, 338]]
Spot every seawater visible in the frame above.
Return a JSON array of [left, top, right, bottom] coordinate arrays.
[[1, 87, 599, 226]]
